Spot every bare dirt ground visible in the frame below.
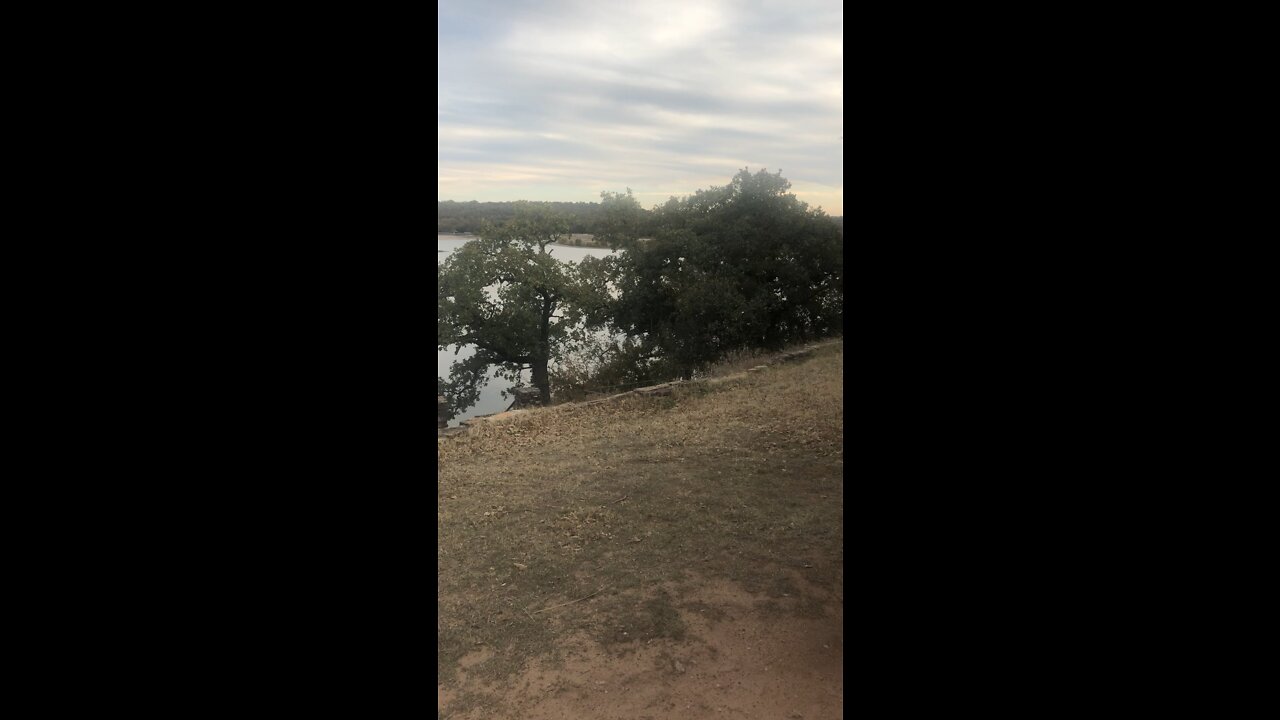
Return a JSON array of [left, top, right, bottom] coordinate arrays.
[[438, 342, 843, 719]]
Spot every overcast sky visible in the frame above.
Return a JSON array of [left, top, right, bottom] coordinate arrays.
[[438, 0, 843, 216]]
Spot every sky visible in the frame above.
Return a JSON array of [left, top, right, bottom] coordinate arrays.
[[438, 0, 843, 216]]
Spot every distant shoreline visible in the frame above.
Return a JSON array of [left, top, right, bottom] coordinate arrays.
[[438, 233, 610, 249]]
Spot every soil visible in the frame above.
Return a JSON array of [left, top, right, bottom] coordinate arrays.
[[441, 572, 842, 719], [438, 342, 844, 719]]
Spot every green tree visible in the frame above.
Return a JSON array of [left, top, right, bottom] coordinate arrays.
[[437, 203, 602, 411], [593, 189, 647, 250], [601, 169, 843, 377]]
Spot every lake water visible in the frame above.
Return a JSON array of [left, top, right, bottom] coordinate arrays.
[[438, 234, 616, 426]]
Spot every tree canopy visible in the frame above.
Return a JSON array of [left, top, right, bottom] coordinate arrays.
[[598, 169, 843, 376], [438, 169, 843, 415], [437, 203, 606, 411]]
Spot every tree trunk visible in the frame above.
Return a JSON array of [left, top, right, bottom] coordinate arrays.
[[533, 297, 554, 405], [531, 357, 551, 405]]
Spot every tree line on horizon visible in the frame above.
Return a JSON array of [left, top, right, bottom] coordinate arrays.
[[438, 198, 842, 236], [438, 200, 602, 234]]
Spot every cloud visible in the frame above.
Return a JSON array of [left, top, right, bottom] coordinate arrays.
[[438, 0, 843, 214]]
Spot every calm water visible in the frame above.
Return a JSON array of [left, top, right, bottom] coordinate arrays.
[[437, 234, 616, 426]]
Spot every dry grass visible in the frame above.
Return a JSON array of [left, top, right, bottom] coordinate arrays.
[[691, 345, 775, 378], [437, 341, 843, 715]]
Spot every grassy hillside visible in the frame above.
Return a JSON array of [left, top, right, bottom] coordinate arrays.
[[438, 341, 844, 719]]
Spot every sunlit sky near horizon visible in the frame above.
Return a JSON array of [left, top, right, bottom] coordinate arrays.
[[438, 0, 844, 216]]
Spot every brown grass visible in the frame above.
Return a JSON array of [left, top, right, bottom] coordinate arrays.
[[438, 341, 843, 718]]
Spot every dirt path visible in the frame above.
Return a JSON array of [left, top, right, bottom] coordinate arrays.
[[438, 343, 844, 719], [456, 575, 843, 719]]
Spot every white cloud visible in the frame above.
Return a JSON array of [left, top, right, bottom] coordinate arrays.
[[438, 0, 843, 214]]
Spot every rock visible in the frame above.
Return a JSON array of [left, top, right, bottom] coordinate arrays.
[[510, 386, 544, 409]]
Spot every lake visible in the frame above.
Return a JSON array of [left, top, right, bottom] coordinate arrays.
[[438, 234, 616, 426]]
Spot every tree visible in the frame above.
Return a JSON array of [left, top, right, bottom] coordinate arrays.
[[593, 189, 647, 251], [600, 169, 843, 377], [437, 203, 601, 412]]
